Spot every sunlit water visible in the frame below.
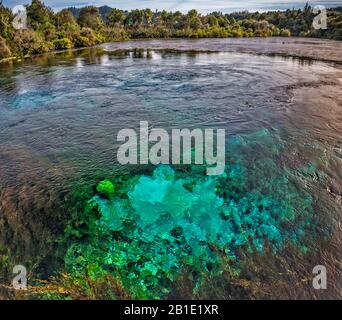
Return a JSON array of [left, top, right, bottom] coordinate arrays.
[[0, 46, 341, 298]]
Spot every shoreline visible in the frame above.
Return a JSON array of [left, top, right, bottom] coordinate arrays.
[[1, 37, 342, 65], [101, 37, 342, 64]]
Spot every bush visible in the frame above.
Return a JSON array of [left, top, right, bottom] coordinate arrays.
[[14, 30, 52, 55], [102, 27, 128, 41], [95, 33, 105, 44], [280, 29, 291, 37], [73, 29, 105, 48], [39, 22, 57, 41], [80, 27, 97, 45], [73, 35, 91, 48], [53, 38, 72, 50], [0, 36, 12, 59]]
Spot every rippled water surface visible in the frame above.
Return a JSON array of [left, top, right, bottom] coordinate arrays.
[[0, 45, 341, 299]]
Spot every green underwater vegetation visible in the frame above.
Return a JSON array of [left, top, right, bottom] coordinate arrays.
[[96, 179, 115, 199], [57, 129, 317, 299]]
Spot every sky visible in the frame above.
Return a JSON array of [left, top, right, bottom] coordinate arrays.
[[3, 0, 342, 13]]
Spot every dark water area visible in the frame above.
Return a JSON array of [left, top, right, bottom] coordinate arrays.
[[0, 44, 341, 299]]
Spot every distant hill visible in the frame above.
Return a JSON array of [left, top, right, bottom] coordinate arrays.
[[98, 5, 112, 21], [67, 7, 81, 19]]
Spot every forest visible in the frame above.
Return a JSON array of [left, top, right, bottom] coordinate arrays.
[[0, 1, 342, 59]]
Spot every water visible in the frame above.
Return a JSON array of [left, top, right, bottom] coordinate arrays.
[[0, 45, 341, 299]]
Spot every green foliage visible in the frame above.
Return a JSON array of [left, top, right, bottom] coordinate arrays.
[[125, 9, 153, 27], [280, 29, 292, 37], [56, 9, 79, 32], [95, 33, 105, 44], [26, 0, 55, 30], [39, 22, 57, 41], [53, 38, 72, 50], [107, 8, 126, 27], [0, 5, 14, 40], [96, 179, 115, 199], [14, 30, 52, 55], [78, 6, 104, 31], [208, 15, 219, 27], [102, 27, 128, 41], [0, 36, 11, 58], [0, 2, 341, 60], [227, 4, 341, 39], [73, 35, 91, 48], [79, 27, 101, 45]]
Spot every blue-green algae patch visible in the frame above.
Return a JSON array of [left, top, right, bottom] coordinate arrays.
[[63, 132, 316, 299]]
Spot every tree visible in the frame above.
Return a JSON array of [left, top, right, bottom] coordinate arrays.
[[0, 4, 14, 39], [159, 10, 171, 27], [78, 6, 104, 30], [125, 9, 145, 27], [190, 16, 202, 29], [56, 9, 77, 28], [186, 9, 202, 29], [188, 9, 198, 19], [26, 0, 54, 30], [143, 9, 153, 25], [208, 15, 219, 27], [107, 8, 126, 27], [173, 11, 183, 23]]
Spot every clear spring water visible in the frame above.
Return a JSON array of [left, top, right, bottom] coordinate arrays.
[[0, 46, 341, 298]]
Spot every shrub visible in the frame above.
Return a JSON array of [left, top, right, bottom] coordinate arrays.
[[53, 38, 72, 50], [280, 29, 291, 37], [14, 30, 52, 55], [80, 27, 97, 45], [73, 35, 91, 48], [39, 22, 57, 41], [95, 33, 105, 44], [102, 27, 128, 41], [0, 36, 12, 59]]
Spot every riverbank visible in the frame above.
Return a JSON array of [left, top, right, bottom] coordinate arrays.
[[2, 37, 341, 66], [100, 37, 342, 64]]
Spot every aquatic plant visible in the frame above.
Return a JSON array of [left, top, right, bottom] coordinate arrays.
[[96, 179, 115, 199], [63, 131, 315, 299]]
